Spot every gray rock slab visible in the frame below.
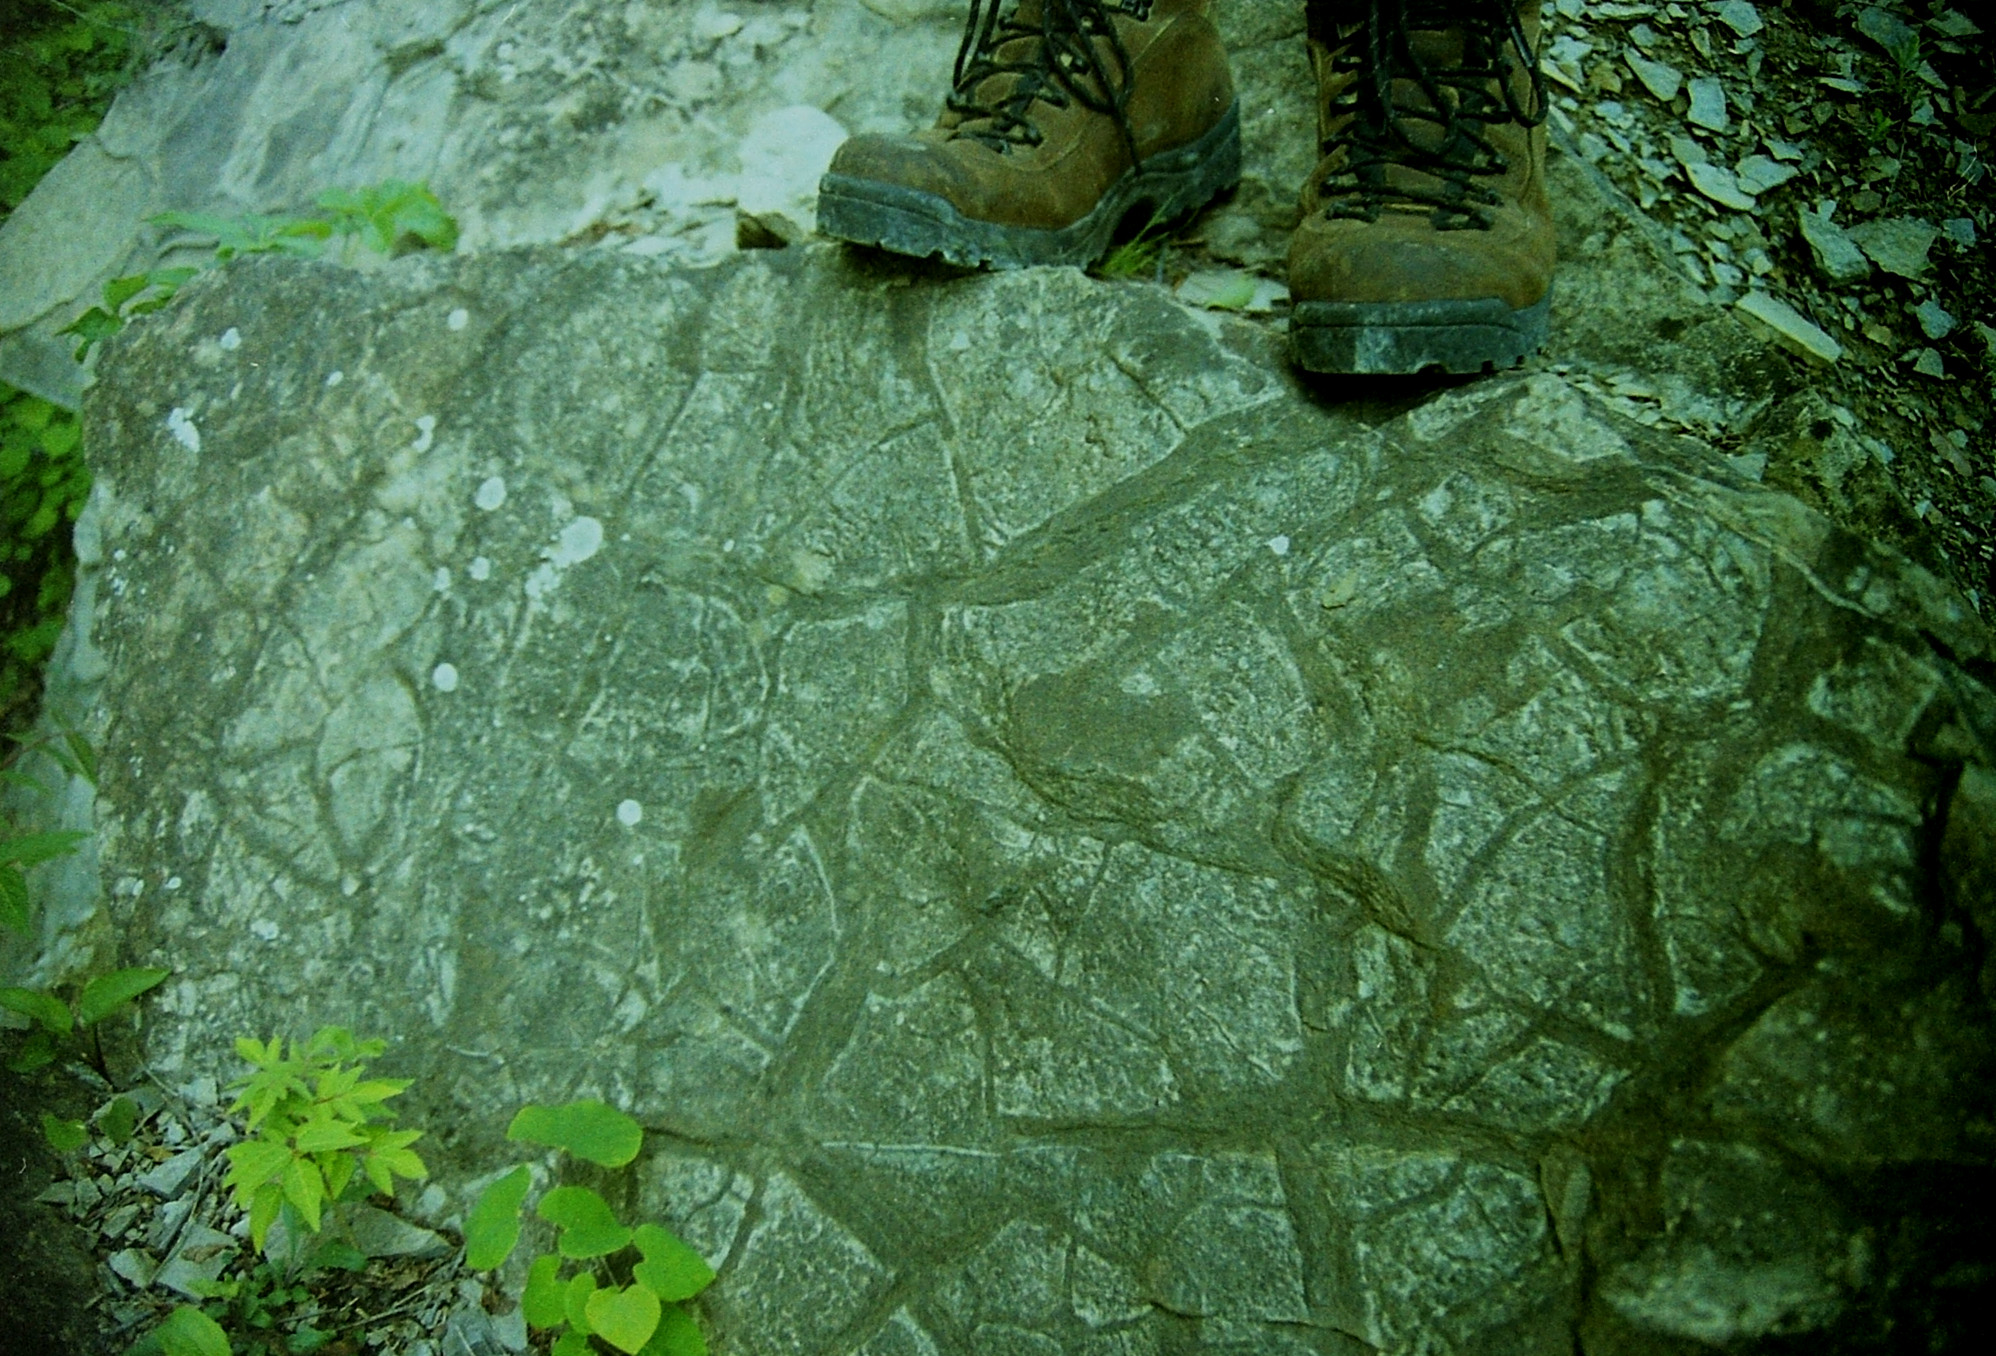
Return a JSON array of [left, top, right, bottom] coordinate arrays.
[[0, 0, 1309, 398], [66, 242, 1996, 1353]]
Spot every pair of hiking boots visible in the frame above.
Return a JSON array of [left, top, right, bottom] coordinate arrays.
[[816, 0, 1553, 376]]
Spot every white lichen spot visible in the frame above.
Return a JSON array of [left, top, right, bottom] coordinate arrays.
[[326, 370, 344, 387], [218, 327, 242, 351], [1267, 534, 1291, 556], [469, 555, 492, 581], [475, 476, 507, 511], [549, 516, 604, 567], [249, 918, 280, 941], [617, 799, 643, 827], [164, 876, 182, 891], [447, 307, 470, 331], [412, 414, 437, 452], [432, 662, 460, 692], [433, 567, 451, 592], [523, 562, 560, 601], [166, 408, 201, 452]]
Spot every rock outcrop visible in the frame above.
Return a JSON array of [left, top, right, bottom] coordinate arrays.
[[61, 241, 1996, 1354]]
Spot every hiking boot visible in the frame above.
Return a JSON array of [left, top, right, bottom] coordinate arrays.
[[1287, 0, 1554, 374], [817, 0, 1240, 269]]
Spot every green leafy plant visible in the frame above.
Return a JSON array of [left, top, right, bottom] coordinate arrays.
[[1, 383, 93, 722], [129, 1304, 233, 1356], [61, 182, 458, 362], [0, 963, 169, 1079], [466, 1100, 714, 1356], [221, 1026, 429, 1256], [315, 179, 459, 255], [1095, 205, 1176, 282], [0, 1, 154, 220], [1, 722, 95, 930]]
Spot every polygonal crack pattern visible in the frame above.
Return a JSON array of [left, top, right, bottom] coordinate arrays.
[[78, 247, 1996, 1354]]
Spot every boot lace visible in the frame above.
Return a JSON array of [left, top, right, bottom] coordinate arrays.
[[945, 0, 1151, 167], [1311, 0, 1545, 230]]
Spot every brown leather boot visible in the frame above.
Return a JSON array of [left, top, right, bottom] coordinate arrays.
[[1287, 0, 1554, 374], [817, 0, 1239, 269]]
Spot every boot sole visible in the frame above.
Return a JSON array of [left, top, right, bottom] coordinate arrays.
[[817, 101, 1242, 270], [1288, 288, 1552, 376]]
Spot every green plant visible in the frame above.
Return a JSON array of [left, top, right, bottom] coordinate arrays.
[[1, 383, 93, 724], [130, 1304, 232, 1356], [315, 179, 459, 255], [1095, 205, 1176, 282], [0, 963, 168, 1079], [466, 1100, 714, 1356], [61, 181, 458, 362], [0, 1, 151, 219], [221, 1025, 429, 1255]]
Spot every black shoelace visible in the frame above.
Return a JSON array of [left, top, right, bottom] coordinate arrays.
[[945, 0, 1148, 167], [1311, 0, 1546, 230]]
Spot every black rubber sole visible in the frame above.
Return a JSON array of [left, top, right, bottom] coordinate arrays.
[[816, 102, 1242, 270], [1288, 287, 1553, 375]]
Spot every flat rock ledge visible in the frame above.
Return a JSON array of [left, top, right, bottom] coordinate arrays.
[[66, 244, 1996, 1355]]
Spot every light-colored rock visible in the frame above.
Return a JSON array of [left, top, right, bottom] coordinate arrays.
[[1626, 51, 1684, 102], [1848, 216, 1939, 278], [1685, 161, 1757, 211], [1736, 289, 1843, 364], [1798, 202, 1872, 282], [1686, 77, 1729, 132], [63, 240, 1992, 1354]]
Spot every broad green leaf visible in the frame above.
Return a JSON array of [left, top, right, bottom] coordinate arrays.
[[0, 829, 87, 870], [586, 1283, 662, 1355], [0, 985, 72, 1036], [520, 1253, 566, 1329], [632, 1224, 715, 1302], [41, 1112, 86, 1150], [537, 1185, 632, 1258], [321, 1150, 358, 1201], [465, 1165, 531, 1270], [292, 1118, 367, 1153], [281, 1156, 327, 1233], [249, 1182, 284, 1249], [225, 1138, 292, 1194], [102, 274, 154, 311], [362, 1153, 393, 1197], [60, 729, 97, 786], [286, 1326, 331, 1352], [639, 1304, 708, 1356], [6, 1027, 58, 1072], [507, 1100, 643, 1167], [563, 1271, 598, 1334], [373, 1145, 427, 1181], [155, 1305, 231, 1356], [551, 1331, 592, 1356], [0, 869, 27, 934], [99, 1095, 140, 1145], [77, 967, 171, 1026]]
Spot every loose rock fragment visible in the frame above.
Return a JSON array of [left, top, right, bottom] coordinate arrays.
[[1714, 0, 1765, 37], [1736, 291, 1844, 364], [1686, 162, 1758, 210], [1914, 300, 1956, 340], [1798, 204, 1871, 282], [1848, 217, 1938, 278], [1627, 51, 1684, 101], [1734, 155, 1796, 195], [1687, 78, 1729, 131]]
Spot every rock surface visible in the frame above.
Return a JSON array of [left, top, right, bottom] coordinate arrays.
[[63, 240, 1996, 1354], [0, 0, 1311, 405]]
